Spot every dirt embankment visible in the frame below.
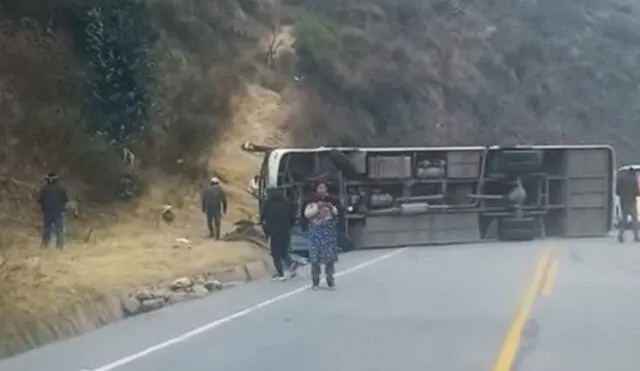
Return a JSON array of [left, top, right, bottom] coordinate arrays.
[[0, 0, 307, 357], [0, 81, 297, 358]]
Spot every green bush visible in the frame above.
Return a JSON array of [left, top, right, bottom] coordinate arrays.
[[293, 13, 340, 74], [84, 0, 153, 147]]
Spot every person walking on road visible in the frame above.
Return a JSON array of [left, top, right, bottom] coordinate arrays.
[[616, 168, 639, 243], [38, 172, 69, 249], [303, 180, 340, 290], [202, 177, 228, 240], [261, 187, 298, 280]]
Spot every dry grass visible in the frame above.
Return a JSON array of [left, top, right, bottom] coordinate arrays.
[[0, 79, 293, 355], [208, 83, 293, 218], [0, 0, 301, 356], [0, 229, 263, 313], [0, 223, 267, 356]]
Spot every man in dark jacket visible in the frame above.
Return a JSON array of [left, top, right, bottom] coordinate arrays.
[[261, 187, 296, 280], [616, 168, 639, 242], [202, 177, 228, 239], [38, 172, 69, 249]]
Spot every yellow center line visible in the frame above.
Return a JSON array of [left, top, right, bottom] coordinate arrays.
[[492, 248, 552, 371], [541, 257, 559, 296]]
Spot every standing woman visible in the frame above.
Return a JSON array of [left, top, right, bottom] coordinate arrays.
[[304, 180, 340, 289]]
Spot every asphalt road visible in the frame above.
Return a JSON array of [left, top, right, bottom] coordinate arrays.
[[1, 237, 640, 371]]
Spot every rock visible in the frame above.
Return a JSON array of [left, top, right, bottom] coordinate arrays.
[[191, 284, 209, 297], [170, 277, 192, 291], [161, 205, 175, 224], [140, 298, 165, 312], [134, 289, 154, 301], [152, 289, 172, 302], [172, 237, 192, 249], [204, 280, 223, 292], [122, 297, 142, 316]]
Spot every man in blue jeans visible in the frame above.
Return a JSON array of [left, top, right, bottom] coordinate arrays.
[[38, 172, 69, 249]]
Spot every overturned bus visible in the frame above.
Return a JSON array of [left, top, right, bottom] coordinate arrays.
[[242, 143, 615, 252]]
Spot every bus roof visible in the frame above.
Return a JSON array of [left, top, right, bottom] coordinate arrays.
[[265, 144, 615, 186], [267, 144, 614, 153], [618, 164, 640, 171]]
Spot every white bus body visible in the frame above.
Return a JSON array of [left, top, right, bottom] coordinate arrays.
[[247, 144, 615, 253]]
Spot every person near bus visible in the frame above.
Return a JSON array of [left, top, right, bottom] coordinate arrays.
[[202, 177, 228, 240], [38, 172, 69, 249], [261, 187, 297, 280], [303, 180, 340, 289], [616, 167, 639, 242]]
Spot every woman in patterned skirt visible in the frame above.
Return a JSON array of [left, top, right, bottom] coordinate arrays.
[[303, 181, 340, 289]]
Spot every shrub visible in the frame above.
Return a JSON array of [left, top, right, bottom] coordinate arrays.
[[293, 13, 340, 75], [83, 0, 153, 147]]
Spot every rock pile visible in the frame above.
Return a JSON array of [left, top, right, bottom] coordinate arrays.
[[121, 259, 269, 317], [122, 276, 226, 316]]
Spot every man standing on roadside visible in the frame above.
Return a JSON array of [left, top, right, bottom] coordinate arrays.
[[261, 187, 298, 280], [38, 172, 69, 249], [616, 167, 639, 243], [202, 177, 228, 240]]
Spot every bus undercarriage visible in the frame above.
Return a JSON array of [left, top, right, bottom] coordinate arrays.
[[244, 143, 615, 252]]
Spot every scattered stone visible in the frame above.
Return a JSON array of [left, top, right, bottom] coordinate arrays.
[[152, 289, 172, 302], [122, 297, 142, 316], [204, 280, 223, 292], [172, 237, 192, 249], [191, 284, 209, 297], [170, 277, 192, 291], [121, 261, 263, 318], [161, 205, 175, 224], [140, 298, 165, 312], [134, 289, 154, 301]]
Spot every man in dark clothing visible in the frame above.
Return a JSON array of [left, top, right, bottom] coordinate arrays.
[[38, 172, 69, 249], [202, 177, 228, 239], [261, 187, 297, 280], [616, 168, 639, 243]]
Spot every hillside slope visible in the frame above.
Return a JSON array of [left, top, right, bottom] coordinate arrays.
[[287, 0, 640, 161]]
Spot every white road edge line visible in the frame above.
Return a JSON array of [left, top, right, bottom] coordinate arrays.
[[91, 248, 407, 371]]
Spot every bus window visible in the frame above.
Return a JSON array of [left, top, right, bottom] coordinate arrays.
[[282, 153, 315, 183]]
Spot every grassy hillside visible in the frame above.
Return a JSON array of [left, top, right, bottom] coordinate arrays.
[[0, 0, 292, 357]]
